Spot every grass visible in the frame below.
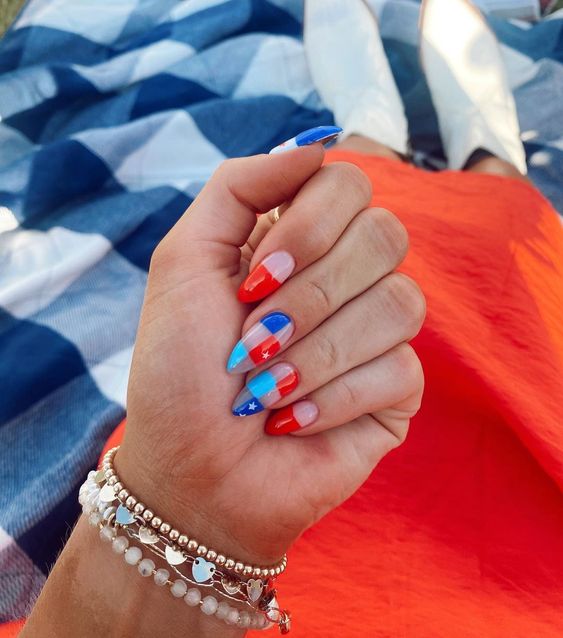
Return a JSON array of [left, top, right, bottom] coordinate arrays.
[[1, 0, 24, 36]]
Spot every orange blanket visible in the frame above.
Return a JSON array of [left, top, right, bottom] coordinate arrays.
[[5, 153, 563, 636]]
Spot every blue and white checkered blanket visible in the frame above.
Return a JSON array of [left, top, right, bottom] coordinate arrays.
[[0, 0, 561, 621]]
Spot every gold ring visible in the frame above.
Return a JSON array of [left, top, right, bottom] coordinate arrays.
[[271, 207, 280, 223]]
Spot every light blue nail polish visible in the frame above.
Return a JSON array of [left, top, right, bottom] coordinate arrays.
[[269, 126, 342, 154]]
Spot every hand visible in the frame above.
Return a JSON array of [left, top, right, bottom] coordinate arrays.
[[117, 144, 425, 567]]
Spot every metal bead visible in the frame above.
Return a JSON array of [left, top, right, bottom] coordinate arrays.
[[206, 550, 217, 562], [107, 476, 118, 486], [134, 503, 145, 515], [216, 555, 226, 566], [187, 540, 198, 552], [126, 496, 137, 509], [177, 535, 188, 547], [234, 562, 244, 574], [151, 516, 162, 529], [243, 566, 253, 577], [143, 509, 154, 522], [159, 522, 171, 535], [169, 529, 179, 542], [253, 568, 262, 578], [118, 489, 129, 501], [269, 568, 276, 578], [225, 559, 235, 570], [260, 569, 269, 579], [196, 545, 207, 557], [274, 567, 281, 576], [112, 482, 123, 493]]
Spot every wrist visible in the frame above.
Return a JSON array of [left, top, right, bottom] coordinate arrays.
[[22, 515, 246, 638], [115, 440, 291, 567]]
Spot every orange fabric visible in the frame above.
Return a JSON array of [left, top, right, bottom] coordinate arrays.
[[106, 154, 563, 636], [7, 154, 563, 636]]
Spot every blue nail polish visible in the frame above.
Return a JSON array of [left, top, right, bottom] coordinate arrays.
[[269, 126, 342, 154]]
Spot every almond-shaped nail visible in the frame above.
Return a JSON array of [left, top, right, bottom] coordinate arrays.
[[265, 401, 319, 436], [269, 125, 342, 154], [227, 312, 295, 374], [232, 363, 299, 417], [238, 251, 295, 303]]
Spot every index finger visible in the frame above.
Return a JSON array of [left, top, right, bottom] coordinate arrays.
[[238, 161, 373, 303]]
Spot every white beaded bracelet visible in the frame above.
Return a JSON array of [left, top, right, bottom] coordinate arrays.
[[79, 470, 291, 633]]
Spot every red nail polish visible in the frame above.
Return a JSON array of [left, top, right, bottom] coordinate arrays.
[[238, 251, 295, 303], [265, 401, 319, 436]]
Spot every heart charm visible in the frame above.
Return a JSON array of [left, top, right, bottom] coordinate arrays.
[[139, 526, 159, 544], [94, 470, 106, 485], [246, 578, 263, 603], [192, 557, 216, 583], [99, 483, 117, 503], [115, 504, 135, 525], [221, 576, 241, 595], [165, 545, 187, 566]]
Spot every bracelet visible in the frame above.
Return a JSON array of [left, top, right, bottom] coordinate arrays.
[[100, 446, 287, 579], [80, 456, 292, 633]]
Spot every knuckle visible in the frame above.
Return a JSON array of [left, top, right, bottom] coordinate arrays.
[[329, 162, 373, 204], [373, 208, 409, 265], [392, 343, 424, 395], [312, 329, 339, 371], [292, 213, 334, 257], [303, 273, 333, 314], [382, 273, 426, 337], [335, 376, 361, 406]]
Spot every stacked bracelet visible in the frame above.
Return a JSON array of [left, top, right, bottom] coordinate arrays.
[[79, 450, 292, 634], [100, 447, 288, 579]]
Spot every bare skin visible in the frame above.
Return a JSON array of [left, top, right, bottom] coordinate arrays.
[[339, 134, 530, 183]]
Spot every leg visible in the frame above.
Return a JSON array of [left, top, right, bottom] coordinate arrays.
[[464, 150, 530, 184], [305, 0, 409, 158], [420, 0, 528, 175], [337, 135, 403, 162]]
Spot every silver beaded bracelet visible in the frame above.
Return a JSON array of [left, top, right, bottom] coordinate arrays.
[[79, 468, 292, 634]]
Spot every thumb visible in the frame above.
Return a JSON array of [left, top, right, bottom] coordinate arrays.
[[170, 144, 325, 268]]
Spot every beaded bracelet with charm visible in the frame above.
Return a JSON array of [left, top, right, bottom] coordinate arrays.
[[80, 481, 275, 630], [90, 451, 292, 633], [100, 446, 288, 580]]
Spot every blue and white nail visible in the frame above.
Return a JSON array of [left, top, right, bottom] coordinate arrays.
[[269, 126, 343, 154], [232, 363, 299, 417]]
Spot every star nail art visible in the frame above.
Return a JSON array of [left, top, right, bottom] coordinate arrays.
[[227, 312, 294, 374], [238, 251, 295, 303], [232, 363, 299, 417], [269, 126, 343, 154], [265, 401, 319, 436]]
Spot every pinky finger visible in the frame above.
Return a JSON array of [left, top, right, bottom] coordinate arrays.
[[264, 343, 423, 437]]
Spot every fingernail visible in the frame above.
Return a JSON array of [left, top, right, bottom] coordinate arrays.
[[265, 401, 319, 436], [227, 312, 295, 374], [232, 363, 299, 417], [238, 251, 295, 303], [269, 126, 342, 154]]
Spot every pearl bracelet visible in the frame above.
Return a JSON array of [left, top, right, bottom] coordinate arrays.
[[79, 473, 289, 631], [101, 446, 288, 580]]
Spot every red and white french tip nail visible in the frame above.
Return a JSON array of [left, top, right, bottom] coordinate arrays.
[[265, 401, 319, 436], [238, 251, 295, 303]]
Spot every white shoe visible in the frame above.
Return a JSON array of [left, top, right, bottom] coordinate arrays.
[[304, 0, 409, 156], [420, 0, 527, 174]]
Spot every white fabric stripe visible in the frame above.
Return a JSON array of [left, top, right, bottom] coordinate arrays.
[[0, 226, 112, 318], [90, 346, 133, 407]]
